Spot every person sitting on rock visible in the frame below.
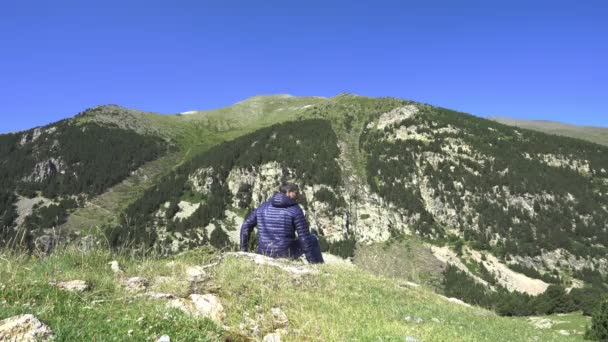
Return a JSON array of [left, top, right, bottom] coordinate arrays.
[[239, 182, 324, 263]]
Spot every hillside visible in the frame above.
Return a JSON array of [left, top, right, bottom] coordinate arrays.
[[490, 117, 608, 147], [0, 96, 327, 248], [0, 246, 588, 341], [1, 94, 607, 327]]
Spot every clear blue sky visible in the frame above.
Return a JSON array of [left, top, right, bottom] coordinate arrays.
[[0, 0, 606, 133]]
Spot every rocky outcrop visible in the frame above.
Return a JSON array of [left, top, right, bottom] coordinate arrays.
[[15, 195, 53, 227], [188, 167, 215, 194], [226, 162, 294, 209], [185, 266, 207, 283], [468, 249, 549, 295], [51, 280, 89, 292], [34, 235, 56, 255], [373, 105, 419, 130], [526, 153, 592, 175], [24, 158, 65, 183], [432, 245, 550, 295], [167, 294, 225, 324], [511, 248, 608, 276], [0, 314, 54, 341], [109, 260, 123, 274], [430, 246, 492, 288], [123, 277, 149, 292], [271, 307, 289, 328], [226, 252, 320, 275], [173, 201, 201, 220], [263, 332, 282, 342]]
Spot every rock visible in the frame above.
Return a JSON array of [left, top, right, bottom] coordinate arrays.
[[467, 248, 549, 295], [404, 316, 424, 324], [167, 298, 192, 315], [142, 292, 177, 299], [0, 314, 54, 341], [190, 294, 225, 324], [52, 280, 89, 292], [322, 253, 353, 266], [227, 252, 319, 275], [404, 336, 421, 342], [528, 317, 554, 329], [375, 105, 419, 129], [167, 294, 225, 324], [399, 281, 420, 288], [109, 260, 123, 274], [263, 332, 282, 342], [271, 307, 289, 327], [157, 335, 171, 342], [123, 277, 149, 292], [185, 266, 207, 283], [153, 276, 173, 286], [174, 201, 202, 220], [443, 297, 471, 307], [79, 235, 98, 251], [238, 314, 261, 337], [34, 235, 55, 255]]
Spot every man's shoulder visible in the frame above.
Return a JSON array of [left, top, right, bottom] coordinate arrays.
[[286, 203, 304, 215], [256, 201, 272, 211]]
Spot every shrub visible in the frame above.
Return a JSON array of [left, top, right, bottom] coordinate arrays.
[[319, 235, 357, 259], [586, 297, 608, 341], [209, 226, 232, 250]]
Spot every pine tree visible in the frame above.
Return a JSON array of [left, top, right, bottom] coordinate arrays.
[[586, 297, 608, 341]]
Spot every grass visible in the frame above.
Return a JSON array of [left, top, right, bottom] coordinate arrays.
[[353, 237, 445, 290], [526, 312, 591, 338], [0, 248, 223, 341], [0, 245, 583, 341]]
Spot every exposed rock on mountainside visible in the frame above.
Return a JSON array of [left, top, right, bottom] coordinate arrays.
[[467, 248, 549, 295], [431, 245, 493, 288]]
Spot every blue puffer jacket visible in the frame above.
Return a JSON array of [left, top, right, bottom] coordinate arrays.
[[240, 192, 324, 263]]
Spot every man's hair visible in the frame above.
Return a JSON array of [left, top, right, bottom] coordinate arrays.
[[279, 182, 300, 194]]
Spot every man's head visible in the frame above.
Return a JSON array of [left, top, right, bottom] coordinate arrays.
[[279, 182, 300, 199]]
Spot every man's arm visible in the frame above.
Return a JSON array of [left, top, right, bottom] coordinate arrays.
[[240, 208, 258, 252], [292, 205, 324, 263]]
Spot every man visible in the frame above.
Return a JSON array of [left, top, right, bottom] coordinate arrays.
[[240, 182, 324, 263]]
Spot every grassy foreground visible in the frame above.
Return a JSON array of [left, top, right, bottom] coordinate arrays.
[[0, 247, 585, 341]]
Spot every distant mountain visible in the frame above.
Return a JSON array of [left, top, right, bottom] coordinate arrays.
[[490, 117, 608, 147], [1, 94, 607, 317]]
